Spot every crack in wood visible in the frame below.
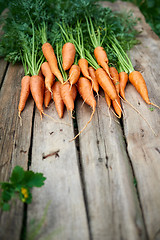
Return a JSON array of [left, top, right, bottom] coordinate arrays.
[[155, 147, 160, 154], [119, 118, 149, 240], [72, 107, 93, 240], [42, 150, 60, 160], [28, 104, 35, 168], [49, 131, 54, 135], [0, 62, 9, 90], [20, 150, 27, 154], [0, 159, 11, 169]]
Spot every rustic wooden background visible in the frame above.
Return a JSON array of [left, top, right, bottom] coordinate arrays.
[[0, 1, 160, 240]]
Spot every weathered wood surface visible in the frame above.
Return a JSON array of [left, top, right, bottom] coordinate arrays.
[[27, 108, 90, 240], [0, 1, 160, 240], [101, 2, 160, 240], [0, 63, 34, 239]]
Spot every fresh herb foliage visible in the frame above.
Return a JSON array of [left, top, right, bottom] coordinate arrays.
[[0, 0, 139, 67], [0, 166, 46, 211]]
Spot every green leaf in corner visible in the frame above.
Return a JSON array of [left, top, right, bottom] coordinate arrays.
[[10, 166, 25, 185], [23, 171, 46, 188]]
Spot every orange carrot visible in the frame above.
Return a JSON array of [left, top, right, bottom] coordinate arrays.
[[30, 75, 44, 116], [112, 96, 122, 118], [94, 46, 110, 76], [78, 58, 92, 80], [60, 82, 75, 117], [38, 69, 44, 78], [129, 71, 160, 109], [104, 92, 111, 108], [70, 84, 77, 101], [71, 77, 96, 141], [129, 71, 151, 104], [77, 77, 96, 110], [62, 42, 76, 71], [95, 68, 118, 100], [88, 66, 99, 94], [18, 75, 31, 117], [41, 62, 55, 93], [119, 72, 128, 99], [69, 64, 81, 86], [44, 87, 52, 108], [52, 81, 64, 118], [109, 67, 120, 94], [42, 42, 63, 83]]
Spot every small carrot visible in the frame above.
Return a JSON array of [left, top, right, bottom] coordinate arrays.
[[70, 84, 77, 101], [71, 77, 96, 141], [69, 64, 81, 86], [95, 68, 118, 101], [94, 46, 110, 76], [52, 81, 64, 118], [129, 71, 150, 104], [109, 67, 120, 94], [62, 42, 76, 71], [88, 66, 99, 94], [119, 71, 128, 99], [38, 69, 44, 78], [60, 82, 76, 117], [78, 58, 92, 81], [41, 62, 55, 93], [86, 17, 110, 77], [44, 87, 52, 108], [42, 42, 63, 84], [112, 96, 122, 118], [18, 75, 31, 117], [30, 75, 44, 116]]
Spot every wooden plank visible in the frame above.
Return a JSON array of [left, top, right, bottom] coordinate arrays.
[[0, 59, 8, 87], [0, 63, 34, 240], [101, 1, 160, 239], [27, 107, 90, 240], [76, 94, 146, 240]]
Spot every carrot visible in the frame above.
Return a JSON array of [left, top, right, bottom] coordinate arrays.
[[119, 71, 128, 99], [70, 84, 77, 101], [52, 81, 64, 118], [77, 77, 96, 109], [18, 75, 31, 117], [69, 64, 81, 86], [44, 87, 52, 108], [129, 71, 150, 104], [95, 68, 118, 100], [109, 67, 120, 94], [88, 66, 99, 94], [71, 77, 96, 141], [104, 92, 111, 108], [60, 82, 76, 117], [41, 62, 55, 93], [62, 42, 76, 71], [86, 17, 111, 77], [30, 75, 44, 116], [112, 96, 122, 118], [78, 58, 92, 81], [38, 69, 44, 78], [42, 42, 63, 84], [94, 46, 110, 76]]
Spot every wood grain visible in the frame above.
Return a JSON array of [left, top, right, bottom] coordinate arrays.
[[27, 106, 90, 240], [0, 63, 34, 240], [101, 1, 160, 239], [75, 93, 146, 240], [0, 59, 8, 88]]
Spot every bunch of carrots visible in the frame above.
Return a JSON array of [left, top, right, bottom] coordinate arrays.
[[18, 16, 159, 139]]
